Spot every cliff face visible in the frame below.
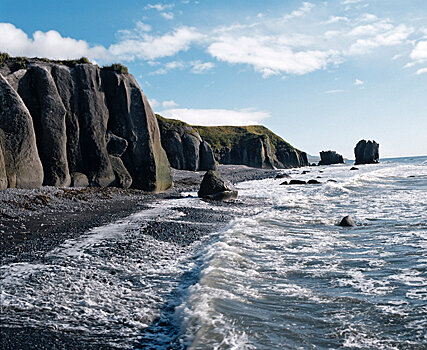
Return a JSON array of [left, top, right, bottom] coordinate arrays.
[[0, 57, 172, 192], [156, 115, 217, 171], [195, 125, 308, 169], [157, 116, 308, 169], [318, 150, 344, 165]]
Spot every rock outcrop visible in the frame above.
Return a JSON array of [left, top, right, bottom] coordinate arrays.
[[157, 118, 308, 170], [354, 140, 379, 165], [338, 215, 356, 227], [157, 116, 217, 171], [0, 56, 172, 192], [198, 170, 238, 200], [318, 150, 344, 165]]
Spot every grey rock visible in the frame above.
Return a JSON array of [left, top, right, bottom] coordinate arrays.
[[106, 131, 128, 157], [109, 155, 132, 189], [0, 139, 7, 190], [338, 215, 356, 227], [318, 150, 344, 165], [199, 141, 217, 171], [0, 74, 43, 188], [103, 71, 172, 191], [198, 170, 237, 200], [307, 179, 321, 184], [27, 65, 70, 186], [71, 172, 89, 187], [354, 139, 379, 165]]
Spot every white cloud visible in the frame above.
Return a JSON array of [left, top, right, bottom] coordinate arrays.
[[342, 0, 365, 4], [324, 16, 349, 24], [149, 98, 160, 108], [349, 24, 413, 55], [323, 89, 345, 94], [0, 23, 109, 60], [191, 60, 214, 74], [410, 41, 427, 61], [354, 78, 364, 85], [283, 2, 315, 21], [161, 12, 174, 20], [162, 100, 179, 108], [208, 35, 339, 76], [159, 108, 270, 126], [416, 67, 427, 75], [146, 3, 174, 11], [108, 26, 204, 61]]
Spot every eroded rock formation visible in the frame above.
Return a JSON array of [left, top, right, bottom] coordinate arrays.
[[318, 150, 344, 165], [354, 140, 379, 165], [0, 57, 172, 191]]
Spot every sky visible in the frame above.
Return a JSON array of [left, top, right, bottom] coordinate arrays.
[[0, 0, 426, 158]]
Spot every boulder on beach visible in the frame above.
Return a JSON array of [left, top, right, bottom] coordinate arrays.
[[275, 173, 291, 179], [71, 172, 89, 187], [318, 150, 344, 165], [307, 179, 321, 184], [288, 179, 307, 185], [338, 215, 355, 227], [354, 140, 379, 165], [350, 167, 359, 171], [198, 170, 238, 200]]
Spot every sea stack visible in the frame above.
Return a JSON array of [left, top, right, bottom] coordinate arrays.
[[354, 140, 379, 165], [318, 150, 344, 165]]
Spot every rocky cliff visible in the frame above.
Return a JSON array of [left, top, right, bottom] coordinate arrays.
[[156, 116, 308, 169], [0, 56, 172, 192], [195, 125, 308, 169], [156, 115, 217, 171]]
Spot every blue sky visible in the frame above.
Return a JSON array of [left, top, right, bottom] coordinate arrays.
[[1, 0, 426, 158]]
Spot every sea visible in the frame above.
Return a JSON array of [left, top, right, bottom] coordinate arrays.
[[1, 156, 426, 349]]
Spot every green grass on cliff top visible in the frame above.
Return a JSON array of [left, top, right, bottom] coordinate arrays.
[[156, 114, 296, 152]]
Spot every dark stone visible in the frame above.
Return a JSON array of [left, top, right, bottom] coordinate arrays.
[[275, 173, 291, 179], [302, 170, 310, 174], [307, 179, 321, 184], [354, 139, 379, 165], [280, 181, 288, 185], [327, 179, 338, 183], [0, 74, 43, 188], [106, 131, 128, 157], [289, 179, 306, 185], [350, 167, 359, 171], [109, 155, 132, 189], [338, 215, 356, 227], [199, 141, 217, 171], [198, 170, 237, 200], [318, 150, 344, 165], [70, 172, 89, 187]]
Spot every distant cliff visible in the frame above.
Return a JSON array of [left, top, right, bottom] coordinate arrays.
[[157, 116, 308, 169], [0, 55, 172, 192]]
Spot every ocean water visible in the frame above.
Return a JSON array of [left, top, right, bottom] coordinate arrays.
[[1, 156, 426, 349]]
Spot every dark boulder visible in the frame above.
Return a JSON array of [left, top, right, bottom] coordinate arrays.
[[199, 141, 217, 171], [275, 173, 291, 179], [280, 181, 288, 185], [106, 131, 128, 157], [109, 155, 132, 189], [198, 170, 237, 200], [318, 150, 344, 165], [327, 179, 338, 183], [307, 179, 321, 184], [71, 172, 89, 187], [338, 215, 356, 227], [0, 74, 43, 188], [350, 167, 359, 171], [288, 179, 306, 185], [354, 140, 379, 165]]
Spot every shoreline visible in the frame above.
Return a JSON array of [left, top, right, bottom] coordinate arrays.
[[0, 165, 279, 264]]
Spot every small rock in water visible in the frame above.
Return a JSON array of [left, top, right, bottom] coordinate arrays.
[[327, 179, 338, 183], [307, 179, 321, 184], [338, 215, 355, 227], [289, 179, 306, 185], [280, 181, 288, 185], [275, 173, 291, 179], [198, 170, 238, 200], [301, 170, 310, 174], [350, 167, 359, 171]]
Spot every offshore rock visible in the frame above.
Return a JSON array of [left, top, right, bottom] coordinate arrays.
[[198, 170, 237, 200], [318, 150, 344, 165], [0, 74, 43, 188], [354, 140, 379, 165], [338, 215, 356, 227]]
